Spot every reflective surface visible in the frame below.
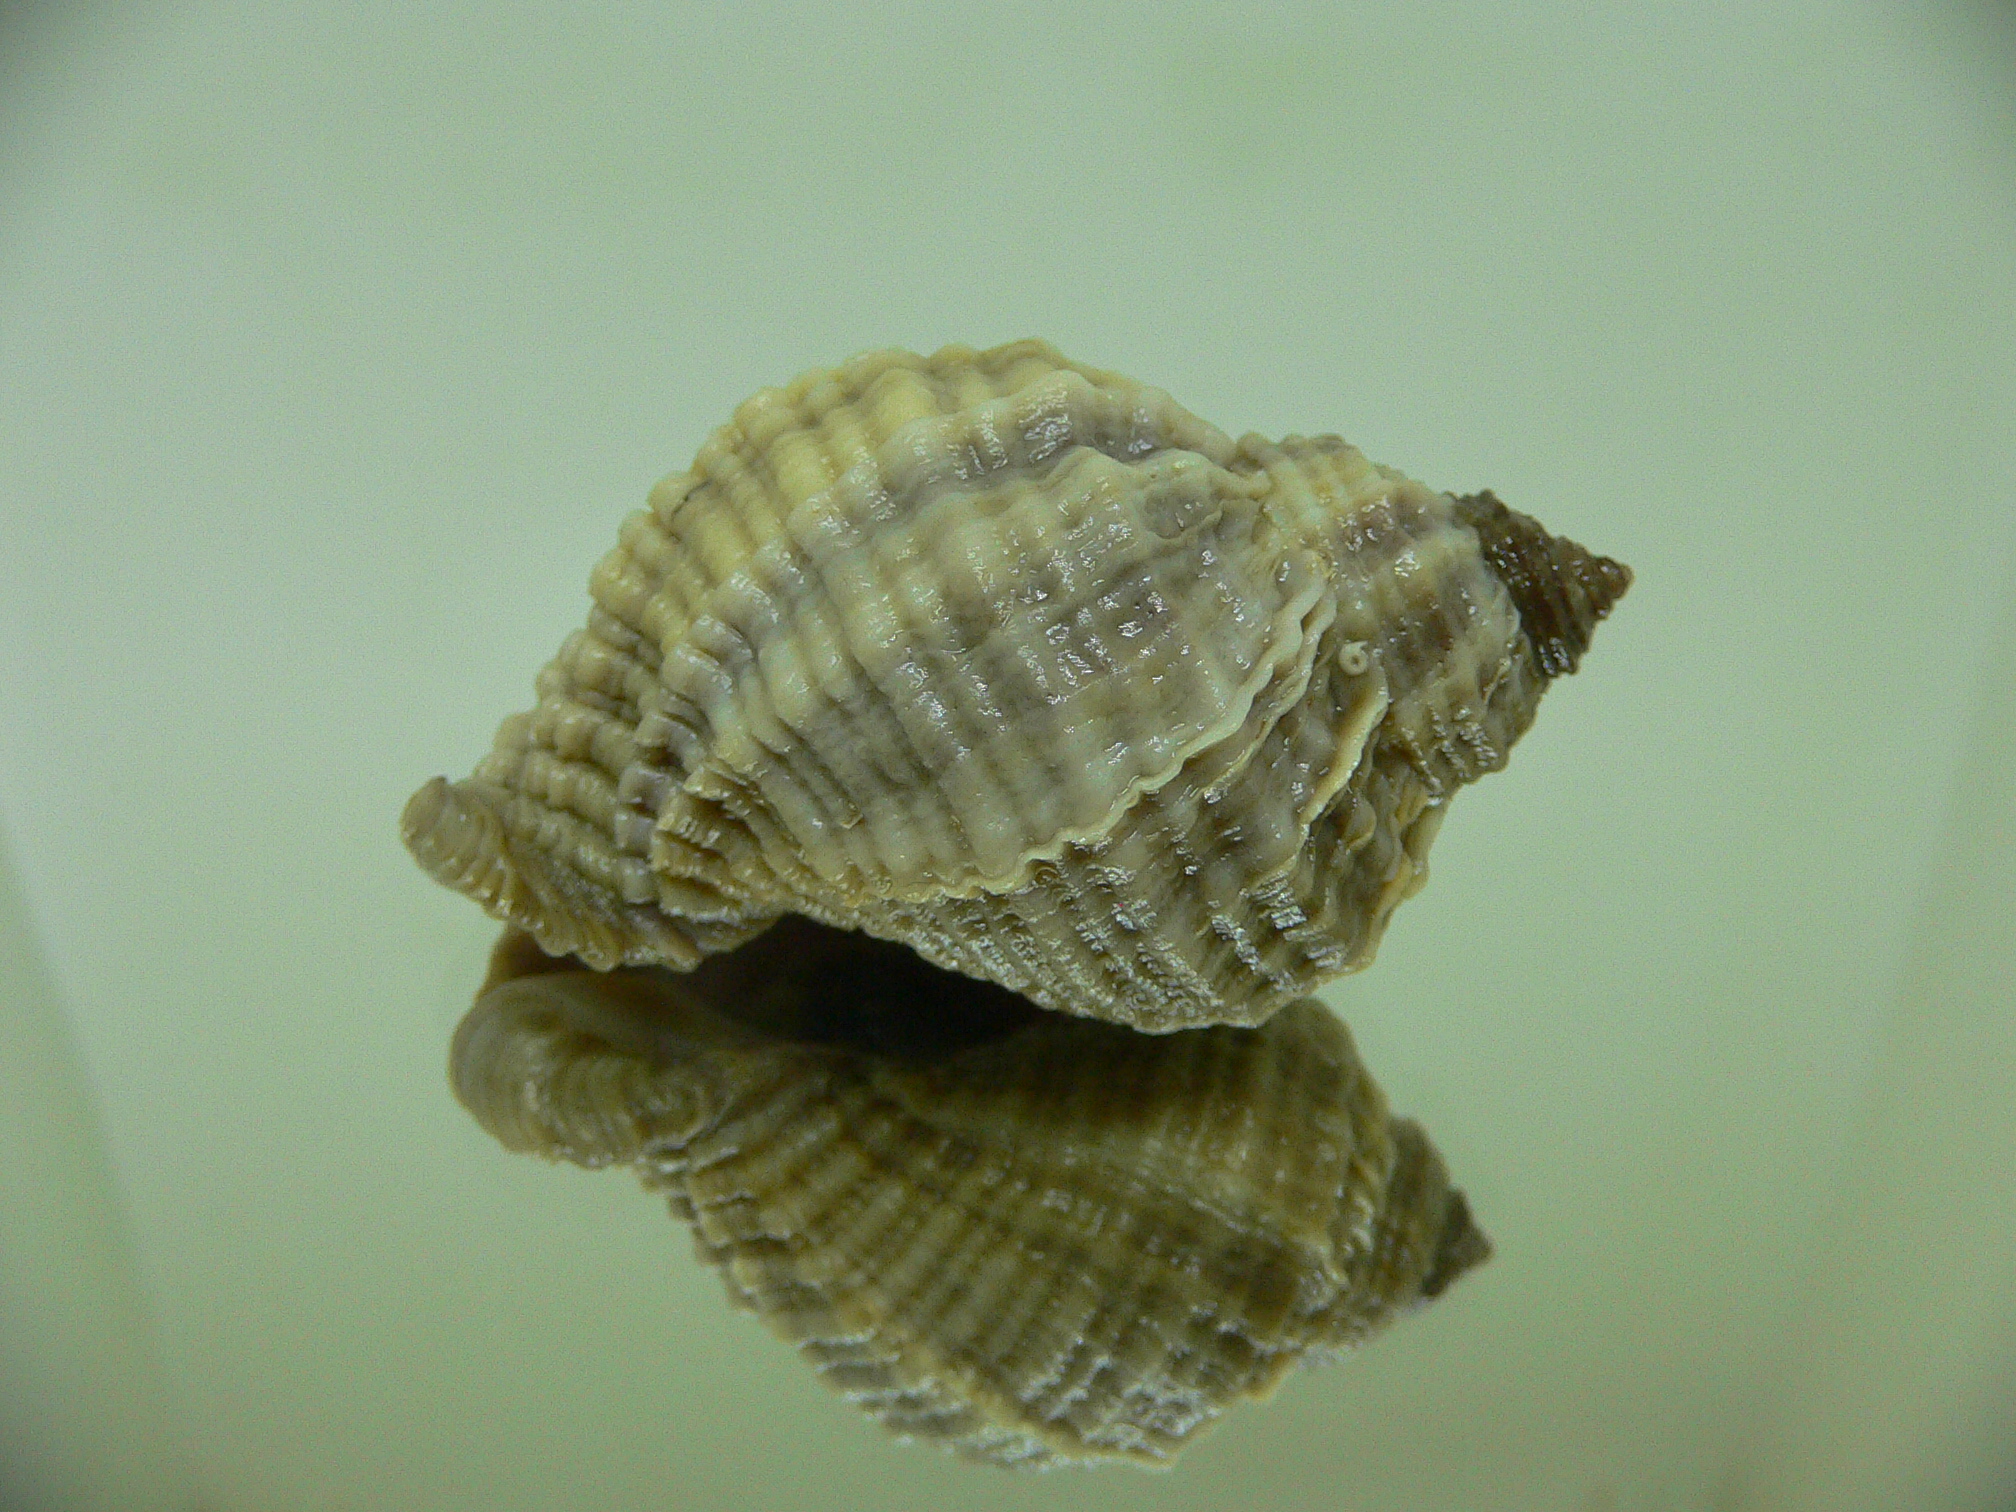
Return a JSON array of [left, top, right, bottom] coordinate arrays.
[[451, 920, 1487, 1467]]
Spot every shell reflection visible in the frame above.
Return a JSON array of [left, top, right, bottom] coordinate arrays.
[[404, 339, 1629, 1032], [452, 920, 1489, 1468]]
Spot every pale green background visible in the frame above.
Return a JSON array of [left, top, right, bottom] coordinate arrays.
[[3, 3, 2014, 1510]]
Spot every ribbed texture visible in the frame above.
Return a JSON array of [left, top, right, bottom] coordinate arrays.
[[1453, 490, 1633, 679], [451, 924, 1489, 1468], [404, 341, 1630, 1027]]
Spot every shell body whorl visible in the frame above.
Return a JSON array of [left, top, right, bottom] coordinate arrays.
[[403, 340, 1628, 1031]]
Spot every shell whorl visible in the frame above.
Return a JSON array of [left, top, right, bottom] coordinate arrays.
[[451, 922, 1490, 1468], [1453, 489, 1632, 679], [405, 340, 1629, 1031]]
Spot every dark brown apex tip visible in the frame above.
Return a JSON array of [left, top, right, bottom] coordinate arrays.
[[1454, 490, 1632, 678], [1419, 1187, 1491, 1299]]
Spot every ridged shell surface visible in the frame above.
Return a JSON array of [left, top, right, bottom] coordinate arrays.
[[405, 340, 1629, 1030], [452, 921, 1489, 1467]]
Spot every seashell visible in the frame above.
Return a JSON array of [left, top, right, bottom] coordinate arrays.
[[405, 340, 1629, 1031], [452, 919, 1489, 1468]]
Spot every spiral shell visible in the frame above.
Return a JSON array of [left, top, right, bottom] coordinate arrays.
[[404, 340, 1628, 1030], [453, 921, 1489, 1467]]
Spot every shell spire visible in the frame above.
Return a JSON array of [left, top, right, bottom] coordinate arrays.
[[1454, 489, 1633, 679], [403, 341, 1630, 1031]]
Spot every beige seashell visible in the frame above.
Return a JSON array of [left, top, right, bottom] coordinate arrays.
[[405, 340, 1628, 1030], [452, 920, 1489, 1468]]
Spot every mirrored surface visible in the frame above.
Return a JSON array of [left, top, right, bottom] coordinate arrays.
[[450, 920, 1486, 1467]]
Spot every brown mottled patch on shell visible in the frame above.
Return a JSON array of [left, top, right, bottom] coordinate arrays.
[[403, 340, 1629, 1030], [451, 922, 1490, 1468]]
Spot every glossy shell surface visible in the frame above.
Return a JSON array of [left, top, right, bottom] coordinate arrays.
[[404, 339, 1628, 1031], [452, 922, 1490, 1467]]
